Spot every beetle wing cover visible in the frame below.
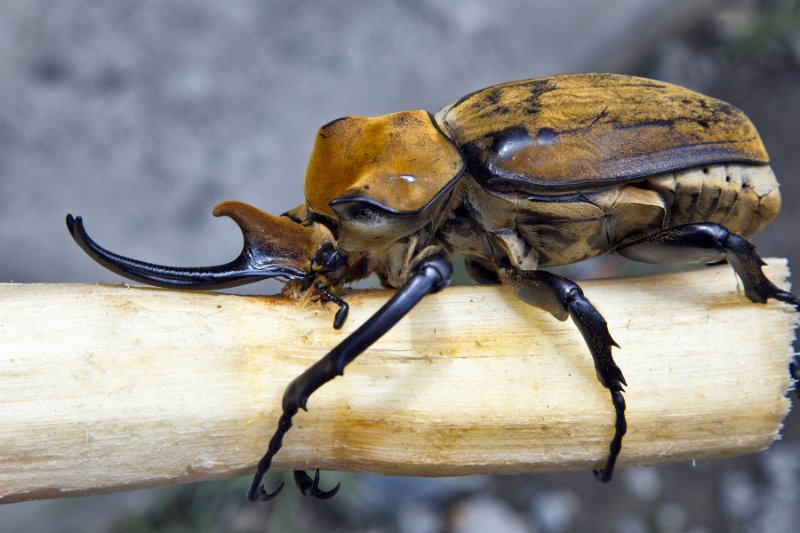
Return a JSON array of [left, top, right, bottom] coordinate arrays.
[[437, 73, 769, 193], [304, 110, 465, 217]]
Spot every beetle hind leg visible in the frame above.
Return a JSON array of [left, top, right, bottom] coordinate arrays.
[[465, 256, 502, 284], [617, 223, 800, 309], [618, 223, 800, 397], [498, 267, 627, 482]]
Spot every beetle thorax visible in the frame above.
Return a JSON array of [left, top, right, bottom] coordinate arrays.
[[364, 235, 423, 288]]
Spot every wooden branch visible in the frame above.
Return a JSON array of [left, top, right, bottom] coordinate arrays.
[[0, 259, 795, 503]]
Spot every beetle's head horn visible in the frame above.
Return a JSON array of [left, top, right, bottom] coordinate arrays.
[[66, 201, 337, 290]]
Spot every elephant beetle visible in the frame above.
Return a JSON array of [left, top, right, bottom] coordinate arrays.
[[66, 73, 800, 501]]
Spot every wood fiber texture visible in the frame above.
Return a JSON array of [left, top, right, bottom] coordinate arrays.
[[0, 260, 795, 502]]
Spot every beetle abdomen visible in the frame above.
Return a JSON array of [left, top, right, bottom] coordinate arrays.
[[524, 162, 781, 263], [446, 163, 779, 269], [642, 163, 780, 237]]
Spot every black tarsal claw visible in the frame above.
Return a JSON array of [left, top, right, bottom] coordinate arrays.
[[772, 289, 800, 312], [766, 291, 800, 397], [593, 467, 613, 483], [791, 356, 800, 399], [247, 480, 285, 502], [333, 306, 349, 330], [294, 469, 341, 499]]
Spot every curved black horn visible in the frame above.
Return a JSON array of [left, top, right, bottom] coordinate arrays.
[[66, 213, 310, 290]]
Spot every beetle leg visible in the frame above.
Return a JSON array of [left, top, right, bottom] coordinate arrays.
[[315, 282, 349, 329], [248, 252, 453, 502], [617, 223, 800, 309], [792, 358, 800, 395], [497, 267, 626, 483], [618, 223, 800, 398], [464, 256, 502, 284], [293, 469, 340, 499]]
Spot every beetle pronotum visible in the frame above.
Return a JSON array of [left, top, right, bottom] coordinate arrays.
[[67, 73, 800, 501]]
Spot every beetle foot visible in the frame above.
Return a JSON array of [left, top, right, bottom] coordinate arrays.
[[248, 412, 294, 503], [592, 389, 626, 482], [248, 477, 285, 502], [294, 469, 341, 499], [720, 232, 800, 399], [738, 270, 800, 310], [718, 231, 800, 309], [767, 288, 800, 311], [316, 283, 350, 329], [791, 357, 800, 399]]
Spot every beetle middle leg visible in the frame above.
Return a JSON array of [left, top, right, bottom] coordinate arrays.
[[497, 267, 627, 483], [248, 252, 453, 502]]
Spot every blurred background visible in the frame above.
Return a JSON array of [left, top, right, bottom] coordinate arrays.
[[1, 0, 799, 531]]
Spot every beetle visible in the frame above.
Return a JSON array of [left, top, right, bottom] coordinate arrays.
[[66, 73, 800, 502]]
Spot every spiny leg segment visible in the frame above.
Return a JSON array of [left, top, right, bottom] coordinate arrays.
[[498, 268, 627, 482]]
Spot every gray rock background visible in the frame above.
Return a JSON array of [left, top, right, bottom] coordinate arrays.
[[2, 0, 799, 531]]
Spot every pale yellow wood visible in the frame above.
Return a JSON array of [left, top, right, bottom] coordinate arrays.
[[0, 260, 795, 503]]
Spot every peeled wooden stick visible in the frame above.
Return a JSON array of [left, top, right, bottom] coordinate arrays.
[[0, 260, 795, 503]]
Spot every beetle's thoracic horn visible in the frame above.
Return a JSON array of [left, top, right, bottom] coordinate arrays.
[[66, 201, 325, 289]]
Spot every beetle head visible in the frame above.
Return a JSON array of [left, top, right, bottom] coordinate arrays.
[[66, 200, 358, 290]]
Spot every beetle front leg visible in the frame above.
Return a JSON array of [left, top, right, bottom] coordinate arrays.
[[315, 282, 349, 329], [248, 252, 453, 502], [498, 268, 627, 483]]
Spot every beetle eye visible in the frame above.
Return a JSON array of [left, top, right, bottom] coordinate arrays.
[[313, 243, 348, 279]]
